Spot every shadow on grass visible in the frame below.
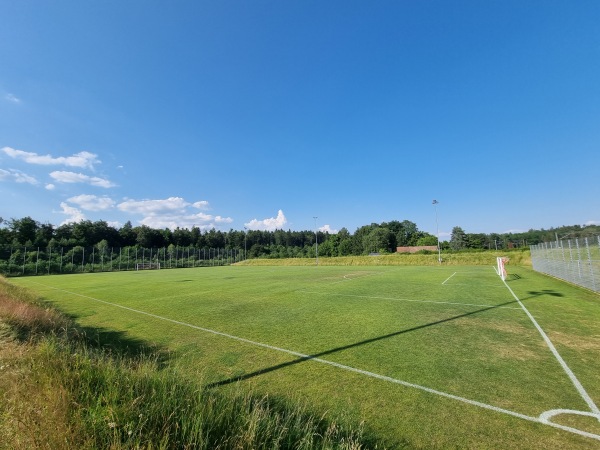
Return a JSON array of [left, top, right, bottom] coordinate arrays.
[[4, 304, 172, 367], [505, 273, 564, 299], [206, 297, 522, 389], [75, 323, 171, 364], [523, 290, 564, 300]]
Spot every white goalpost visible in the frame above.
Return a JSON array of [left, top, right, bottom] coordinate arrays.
[[496, 256, 509, 280], [135, 262, 161, 270]]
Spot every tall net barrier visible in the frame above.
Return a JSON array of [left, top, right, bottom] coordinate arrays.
[[530, 236, 600, 293], [0, 245, 245, 277]]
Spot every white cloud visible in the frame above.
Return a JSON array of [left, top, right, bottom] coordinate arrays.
[[192, 200, 210, 210], [67, 194, 115, 211], [214, 215, 233, 224], [245, 210, 287, 231], [319, 224, 338, 234], [5, 94, 21, 103], [115, 196, 232, 230], [2, 147, 100, 170], [118, 197, 190, 215], [59, 202, 86, 224], [49, 171, 115, 188], [0, 168, 39, 185], [45, 183, 56, 190], [584, 220, 600, 226], [139, 212, 233, 231]]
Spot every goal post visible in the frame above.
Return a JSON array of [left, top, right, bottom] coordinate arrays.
[[135, 262, 161, 270], [496, 257, 509, 280]]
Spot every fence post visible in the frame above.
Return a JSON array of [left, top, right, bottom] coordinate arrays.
[[585, 238, 596, 292], [575, 239, 582, 280]]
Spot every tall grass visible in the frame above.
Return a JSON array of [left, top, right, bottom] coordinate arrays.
[[241, 248, 531, 267], [0, 278, 382, 450]]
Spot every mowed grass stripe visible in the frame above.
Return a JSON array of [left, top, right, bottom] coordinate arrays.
[[10, 265, 600, 448]]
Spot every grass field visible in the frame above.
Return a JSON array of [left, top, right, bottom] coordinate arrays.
[[10, 264, 600, 449]]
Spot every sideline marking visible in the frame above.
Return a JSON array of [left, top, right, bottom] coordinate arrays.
[[502, 277, 600, 423], [24, 280, 600, 442], [442, 272, 457, 285]]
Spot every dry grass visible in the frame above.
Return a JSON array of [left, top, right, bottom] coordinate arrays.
[[240, 249, 532, 267], [0, 279, 79, 450], [0, 339, 80, 450], [0, 278, 69, 337]]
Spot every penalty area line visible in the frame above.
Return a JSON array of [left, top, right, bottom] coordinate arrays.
[[27, 280, 600, 442], [442, 272, 457, 285], [300, 290, 522, 310]]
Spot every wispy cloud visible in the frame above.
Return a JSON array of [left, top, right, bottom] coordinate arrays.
[[5, 93, 21, 104], [2, 147, 100, 170], [118, 197, 190, 215], [0, 168, 39, 185], [59, 202, 86, 224], [67, 194, 116, 211], [49, 171, 115, 188], [245, 210, 287, 231]]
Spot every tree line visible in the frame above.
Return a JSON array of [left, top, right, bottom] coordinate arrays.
[[1, 216, 599, 258]]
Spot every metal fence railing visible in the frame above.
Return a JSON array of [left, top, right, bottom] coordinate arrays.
[[0, 245, 245, 277], [530, 236, 600, 293]]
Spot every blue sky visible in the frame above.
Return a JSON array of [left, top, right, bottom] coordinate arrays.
[[1, 1, 599, 238]]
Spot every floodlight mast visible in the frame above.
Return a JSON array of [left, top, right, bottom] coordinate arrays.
[[244, 227, 248, 261], [313, 216, 319, 266], [432, 200, 442, 264]]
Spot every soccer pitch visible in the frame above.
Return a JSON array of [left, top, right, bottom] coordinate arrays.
[[11, 265, 600, 449]]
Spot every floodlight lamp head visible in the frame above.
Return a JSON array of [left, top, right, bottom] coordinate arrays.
[[432, 200, 439, 205]]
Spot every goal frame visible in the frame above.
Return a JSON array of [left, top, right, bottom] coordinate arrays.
[[496, 256, 509, 281], [135, 262, 161, 270]]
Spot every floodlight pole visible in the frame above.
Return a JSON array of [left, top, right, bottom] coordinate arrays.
[[432, 200, 442, 264], [244, 227, 247, 261], [313, 216, 319, 266]]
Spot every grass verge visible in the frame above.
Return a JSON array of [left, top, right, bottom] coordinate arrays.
[[238, 249, 531, 267]]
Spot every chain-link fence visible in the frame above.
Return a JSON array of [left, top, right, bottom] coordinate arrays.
[[530, 236, 600, 293], [0, 245, 245, 277]]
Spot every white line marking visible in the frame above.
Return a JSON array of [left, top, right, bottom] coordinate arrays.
[[502, 278, 600, 421], [540, 409, 600, 423], [24, 280, 600, 441], [442, 272, 457, 285], [300, 290, 522, 310], [329, 272, 383, 284]]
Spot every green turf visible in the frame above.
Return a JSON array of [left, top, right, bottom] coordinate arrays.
[[10, 265, 600, 449]]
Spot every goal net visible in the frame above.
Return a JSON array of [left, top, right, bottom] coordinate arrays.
[[136, 262, 161, 270], [496, 257, 509, 280]]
